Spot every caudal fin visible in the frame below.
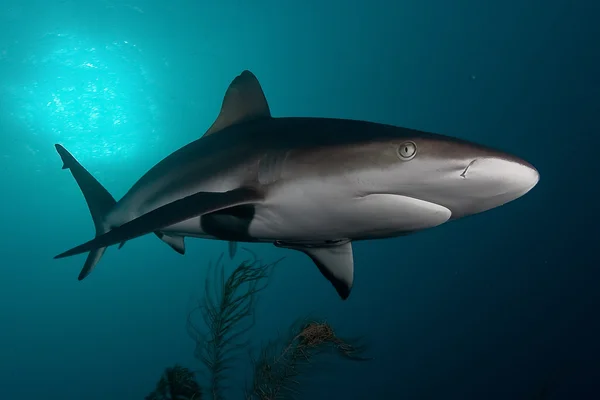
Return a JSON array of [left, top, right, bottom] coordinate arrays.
[[54, 144, 116, 280]]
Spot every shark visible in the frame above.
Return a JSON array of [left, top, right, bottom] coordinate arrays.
[[53, 70, 539, 299]]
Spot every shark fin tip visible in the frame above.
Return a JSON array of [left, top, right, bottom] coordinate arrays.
[[54, 144, 72, 169], [202, 70, 271, 137], [335, 283, 352, 300]]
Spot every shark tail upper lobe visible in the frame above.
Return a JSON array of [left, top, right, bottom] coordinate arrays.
[[54, 144, 117, 280]]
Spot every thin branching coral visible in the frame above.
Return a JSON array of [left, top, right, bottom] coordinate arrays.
[[248, 319, 370, 400], [149, 252, 370, 399], [145, 364, 203, 400], [186, 250, 282, 400]]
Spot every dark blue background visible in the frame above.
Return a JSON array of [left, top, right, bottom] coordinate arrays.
[[0, 0, 597, 398]]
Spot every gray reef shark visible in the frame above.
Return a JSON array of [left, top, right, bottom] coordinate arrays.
[[54, 70, 539, 299]]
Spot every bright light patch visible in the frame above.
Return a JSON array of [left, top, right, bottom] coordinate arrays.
[[7, 32, 160, 164]]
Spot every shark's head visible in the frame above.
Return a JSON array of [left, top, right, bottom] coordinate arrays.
[[362, 128, 540, 220]]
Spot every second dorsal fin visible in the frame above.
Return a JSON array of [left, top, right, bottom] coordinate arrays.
[[203, 70, 271, 137]]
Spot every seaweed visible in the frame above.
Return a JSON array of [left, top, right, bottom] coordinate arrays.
[[186, 250, 281, 400], [148, 250, 370, 400], [145, 364, 203, 400]]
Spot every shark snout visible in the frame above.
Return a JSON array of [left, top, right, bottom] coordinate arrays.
[[456, 156, 539, 216], [429, 152, 540, 221], [468, 157, 538, 193]]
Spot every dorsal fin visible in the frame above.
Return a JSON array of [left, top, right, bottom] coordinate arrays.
[[203, 70, 271, 137]]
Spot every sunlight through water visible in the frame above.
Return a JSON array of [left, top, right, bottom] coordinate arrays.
[[6, 32, 160, 164]]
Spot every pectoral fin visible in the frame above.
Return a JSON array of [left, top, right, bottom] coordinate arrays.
[[275, 240, 354, 300], [155, 232, 186, 255], [55, 187, 263, 259]]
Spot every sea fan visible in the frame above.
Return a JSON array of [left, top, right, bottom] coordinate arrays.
[[149, 252, 370, 400], [248, 318, 370, 400]]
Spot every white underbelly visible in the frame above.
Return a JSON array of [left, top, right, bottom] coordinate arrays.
[[161, 217, 210, 238], [246, 184, 452, 241], [152, 179, 452, 242]]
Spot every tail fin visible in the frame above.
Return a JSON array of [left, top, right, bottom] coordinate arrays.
[[54, 144, 116, 280]]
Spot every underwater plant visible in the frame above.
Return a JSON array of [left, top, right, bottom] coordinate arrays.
[[186, 250, 279, 400], [145, 364, 203, 400], [248, 319, 370, 400], [148, 250, 369, 400]]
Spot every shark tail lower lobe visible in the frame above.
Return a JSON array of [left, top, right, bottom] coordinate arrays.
[[54, 144, 117, 280]]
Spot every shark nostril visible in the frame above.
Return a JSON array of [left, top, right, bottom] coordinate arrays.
[[460, 159, 478, 178]]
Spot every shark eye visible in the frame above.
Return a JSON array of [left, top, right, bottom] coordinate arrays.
[[398, 141, 417, 160]]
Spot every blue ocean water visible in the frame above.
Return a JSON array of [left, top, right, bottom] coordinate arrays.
[[0, 0, 598, 399]]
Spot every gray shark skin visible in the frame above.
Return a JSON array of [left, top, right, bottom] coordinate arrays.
[[53, 70, 539, 299]]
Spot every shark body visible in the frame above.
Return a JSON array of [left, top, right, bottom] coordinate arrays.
[[54, 70, 539, 299]]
